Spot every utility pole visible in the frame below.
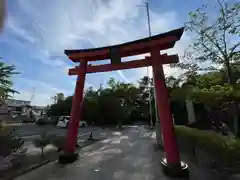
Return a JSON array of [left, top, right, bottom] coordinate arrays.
[[143, 1, 158, 128], [145, 2, 151, 37], [29, 87, 36, 104]]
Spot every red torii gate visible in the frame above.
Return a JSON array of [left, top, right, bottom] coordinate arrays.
[[59, 27, 188, 177]]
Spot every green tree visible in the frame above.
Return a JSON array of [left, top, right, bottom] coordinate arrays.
[[176, 0, 240, 83], [169, 68, 240, 130], [170, 69, 240, 104], [82, 87, 99, 124], [165, 75, 181, 89], [47, 77, 153, 126], [47, 95, 72, 116], [137, 76, 153, 119], [0, 61, 19, 101], [51, 92, 65, 104], [173, 0, 240, 133]]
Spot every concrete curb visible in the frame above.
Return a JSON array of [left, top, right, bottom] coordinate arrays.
[[3, 159, 54, 180], [2, 138, 102, 180]]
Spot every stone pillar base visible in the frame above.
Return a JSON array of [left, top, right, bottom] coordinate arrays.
[[161, 158, 189, 178]]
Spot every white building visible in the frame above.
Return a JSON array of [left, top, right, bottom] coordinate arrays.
[[5, 99, 47, 116], [5, 99, 31, 115]]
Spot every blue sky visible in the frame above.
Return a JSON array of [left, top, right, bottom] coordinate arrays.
[[0, 0, 235, 106]]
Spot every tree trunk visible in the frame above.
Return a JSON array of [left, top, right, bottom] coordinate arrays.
[[225, 58, 233, 85]]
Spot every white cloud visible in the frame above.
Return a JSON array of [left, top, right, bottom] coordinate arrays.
[[12, 72, 97, 106], [12, 77, 72, 106], [8, 0, 184, 62], [6, 0, 188, 105], [30, 49, 68, 68], [117, 70, 130, 83], [6, 18, 35, 43], [11, 0, 144, 55]]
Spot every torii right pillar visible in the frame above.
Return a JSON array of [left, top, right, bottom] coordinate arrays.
[[151, 48, 189, 178]]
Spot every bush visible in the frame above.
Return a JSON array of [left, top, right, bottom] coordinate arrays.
[[175, 125, 240, 172], [0, 122, 24, 157], [50, 135, 66, 152], [33, 132, 52, 157]]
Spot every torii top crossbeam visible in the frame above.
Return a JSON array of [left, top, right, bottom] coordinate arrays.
[[66, 27, 184, 75]]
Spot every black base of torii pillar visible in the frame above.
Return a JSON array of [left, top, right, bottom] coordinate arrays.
[[58, 151, 79, 164], [161, 158, 189, 178]]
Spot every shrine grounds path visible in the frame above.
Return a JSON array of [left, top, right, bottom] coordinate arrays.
[[14, 126, 219, 180]]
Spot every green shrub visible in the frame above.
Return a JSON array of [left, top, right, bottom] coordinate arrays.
[[175, 125, 240, 172], [50, 135, 66, 152], [33, 132, 52, 157], [0, 123, 24, 157]]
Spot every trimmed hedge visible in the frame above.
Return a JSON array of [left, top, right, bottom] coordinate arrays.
[[175, 125, 240, 173]]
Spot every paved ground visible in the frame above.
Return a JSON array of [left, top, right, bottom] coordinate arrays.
[[13, 125, 215, 180], [8, 123, 105, 156], [12, 123, 98, 141], [23, 127, 110, 156]]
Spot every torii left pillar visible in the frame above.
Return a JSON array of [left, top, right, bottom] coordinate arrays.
[[59, 60, 87, 163]]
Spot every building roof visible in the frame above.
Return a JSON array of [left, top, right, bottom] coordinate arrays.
[[6, 99, 31, 103], [6, 99, 31, 107]]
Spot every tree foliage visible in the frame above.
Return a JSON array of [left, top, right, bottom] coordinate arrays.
[[0, 123, 24, 157], [47, 77, 154, 126], [170, 0, 240, 132], [0, 61, 20, 101], [174, 0, 240, 84], [46, 64, 239, 126], [45, 63, 239, 134], [51, 92, 65, 104], [171, 67, 240, 103]]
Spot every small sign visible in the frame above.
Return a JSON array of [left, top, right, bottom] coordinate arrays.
[[109, 46, 121, 64]]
